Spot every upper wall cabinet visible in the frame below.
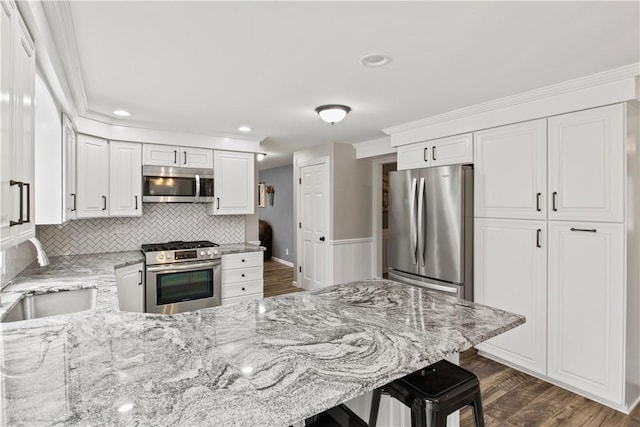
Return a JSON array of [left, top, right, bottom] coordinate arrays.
[[77, 135, 110, 218], [548, 104, 624, 222], [208, 150, 254, 215], [0, 2, 36, 250], [474, 119, 547, 220], [397, 133, 472, 170], [143, 143, 213, 168], [109, 141, 142, 217]]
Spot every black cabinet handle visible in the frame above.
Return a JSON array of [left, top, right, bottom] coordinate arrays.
[[184, 151, 187, 165], [536, 229, 542, 248], [424, 147, 428, 162], [173, 150, 177, 164], [102, 195, 107, 211], [23, 182, 30, 223], [552, 192, 558, 211], [135, 195, 138, 210], [319, 236, 325, 242], [570, 227, 597, 233], [138, 270, 143, 286], [9, 180, 23, 226], [216, 197, 220, 210], [536, 193, 541, 212], [432, 146, 436, 161], [71, 193, 76, 212]]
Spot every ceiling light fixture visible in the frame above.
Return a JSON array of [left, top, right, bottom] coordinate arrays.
[[360, 53, 391, 68], [113, 110, 132, 117], [256, 153, 267, 161], [238, 126, 252, 132], [315, 104, 351, 125]]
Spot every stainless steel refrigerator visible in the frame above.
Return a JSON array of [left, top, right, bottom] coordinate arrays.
[[388, 164, 473, 300]]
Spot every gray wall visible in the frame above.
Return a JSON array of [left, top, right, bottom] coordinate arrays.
[[259, 164, 294, 263]]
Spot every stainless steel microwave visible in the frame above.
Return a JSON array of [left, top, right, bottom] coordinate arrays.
[[142, 165, 214, 203]]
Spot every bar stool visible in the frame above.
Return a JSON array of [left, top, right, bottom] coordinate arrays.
[[369, 359, 484, 427], [304, 403, 368, 427]]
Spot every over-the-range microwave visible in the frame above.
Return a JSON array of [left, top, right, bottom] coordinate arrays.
[[142, 165, 214, 203]]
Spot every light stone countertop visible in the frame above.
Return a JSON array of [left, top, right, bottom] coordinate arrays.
[[0, 251, 524, 426]]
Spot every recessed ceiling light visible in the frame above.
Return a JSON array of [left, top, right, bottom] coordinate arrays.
[[360, 53, 391, 68], [113, 110, 132, 117], [256, 153, 267, 161], [238, 126, 252, 132]]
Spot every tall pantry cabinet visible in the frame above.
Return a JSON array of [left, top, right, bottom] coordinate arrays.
[[474, 103, 639, 412], [0, 1, 36, 250]]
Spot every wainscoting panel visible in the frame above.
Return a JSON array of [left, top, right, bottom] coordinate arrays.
[[329, 238, 375, 286], [37, 203, 245, 256]]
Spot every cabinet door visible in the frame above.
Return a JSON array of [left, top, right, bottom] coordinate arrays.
[[397, 141, 429, 170], [474, 218, 547, 375], [142, 143, 180, 166], [109, 141, 142, 217], [430, 133, 473, 166], [13, 12, 35, 242], [77, 135, 109, 218], [115, 263, 145, 312], [210, 151, 254, 215], [548, 221, 624, 404], [0, 1, 15, 249], [181, 147, 213, 168], [474, 119, 547, 220], [548, 105, 624, 222], [63, 114, 77, 221]]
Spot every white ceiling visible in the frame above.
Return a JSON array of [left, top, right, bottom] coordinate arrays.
[[63, 1, 639, 169]]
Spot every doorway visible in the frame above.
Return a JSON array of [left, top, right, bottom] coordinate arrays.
[[372, 156, 397, 278]]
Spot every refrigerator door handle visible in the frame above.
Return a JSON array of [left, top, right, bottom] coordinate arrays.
[[417, 177, 425, 267], [409, 177, 418, 265]]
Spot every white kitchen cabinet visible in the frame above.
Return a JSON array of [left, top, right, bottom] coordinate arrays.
[[474, 119, 547, 220], [115, 262, 145, 313], [109, 141, 142, 217], [474, 218, 547, 375], [0, 2, 36, 249], [397, 133, 472, 171], [76, 134, 109, 218], [64, 114, 77, 220], [143, 143, 213, 168], [547, 221, 624, 405], [548, 104, 624, 222], [221, 251, 263, 305], [208, 150, 255, 215]]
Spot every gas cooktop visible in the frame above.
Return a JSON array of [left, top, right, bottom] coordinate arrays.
[[141, 240, 219, 253]]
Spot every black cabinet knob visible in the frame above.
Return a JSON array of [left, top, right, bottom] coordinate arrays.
[[241, 273, 245, 277], [319, 236, 325, 242]]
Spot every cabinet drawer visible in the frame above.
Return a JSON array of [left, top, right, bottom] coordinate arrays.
[[222, 252, 263, 270], [221, 280, 263, 299], [222, 267, 262, 284], [222, 293, 262, 306]]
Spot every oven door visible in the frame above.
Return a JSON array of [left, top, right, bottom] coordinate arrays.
[[145, 260, 221, 314]]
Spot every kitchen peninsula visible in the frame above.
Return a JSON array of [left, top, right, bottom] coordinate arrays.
[[0, 253, 524, 426]]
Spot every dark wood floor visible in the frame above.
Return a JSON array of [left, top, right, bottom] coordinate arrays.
[[263, 259, 302, 298], [262, 266, 640, 426], [459, 351, 640, 427]]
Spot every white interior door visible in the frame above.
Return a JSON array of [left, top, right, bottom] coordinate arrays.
[[299, 162, 328, 290]]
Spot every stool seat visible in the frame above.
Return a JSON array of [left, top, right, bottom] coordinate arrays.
[[305, 403, 368, 427], [369, 360, 484, 427]]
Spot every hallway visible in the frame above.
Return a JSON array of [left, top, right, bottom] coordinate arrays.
[[263, 260, 302, 298]]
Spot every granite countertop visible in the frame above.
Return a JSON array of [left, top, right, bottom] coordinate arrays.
[[218, 242, 265, 255], [0, 252, 524, 426]]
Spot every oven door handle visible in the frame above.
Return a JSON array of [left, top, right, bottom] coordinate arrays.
[[146, 260, 220, 273]]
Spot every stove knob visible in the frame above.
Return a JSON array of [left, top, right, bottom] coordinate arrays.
[[157, 253, 165, 261], [206, 250, 211, 256], [200, 250, 205, 256], [166, 253, 172, 259]]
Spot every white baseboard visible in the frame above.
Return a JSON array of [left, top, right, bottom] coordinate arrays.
[[292, 280, 300, 288], [271, 256, 294, 267]]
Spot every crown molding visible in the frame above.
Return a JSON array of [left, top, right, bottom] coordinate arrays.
[[382, 62, 640, 136], [352, 136, 396, 159], [41, 0, 88, 115]]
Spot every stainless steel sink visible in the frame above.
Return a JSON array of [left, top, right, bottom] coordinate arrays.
[[1, 288, 97, 323]]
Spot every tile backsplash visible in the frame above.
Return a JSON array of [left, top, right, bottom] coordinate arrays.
[[37, 203, 245, 256]]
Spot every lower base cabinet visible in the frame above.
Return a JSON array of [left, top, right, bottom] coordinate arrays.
[[115, 262, 145, 312], [221, 252, 263, 305]]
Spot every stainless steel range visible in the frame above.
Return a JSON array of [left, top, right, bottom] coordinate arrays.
[[142, 240, 222, 314]]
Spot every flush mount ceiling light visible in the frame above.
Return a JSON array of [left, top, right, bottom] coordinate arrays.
[[238, 125, 252, 132], [256, 153, 267, 161], [113, 110, 132, 117], [360, 53, 391, 68], [315, 104, 351, 125]]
